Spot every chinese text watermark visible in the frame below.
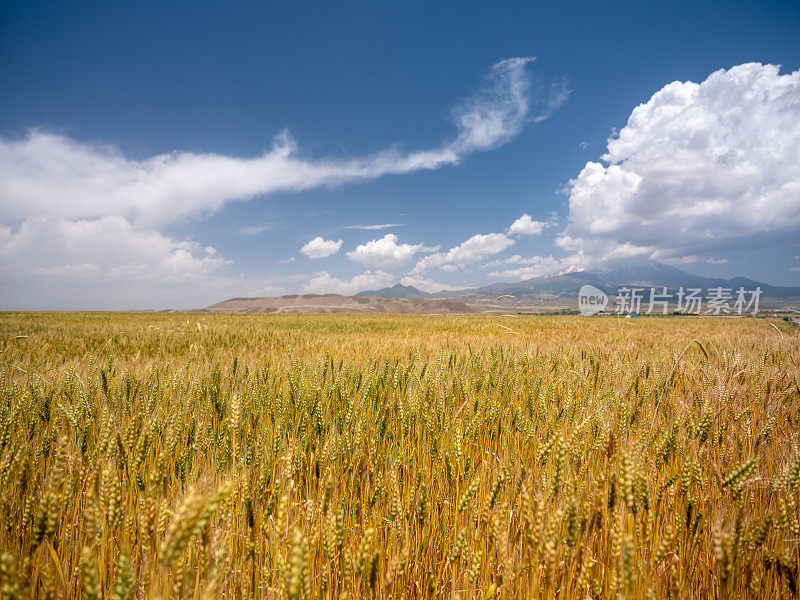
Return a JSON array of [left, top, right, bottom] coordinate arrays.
[[578, 285, 762, 316]]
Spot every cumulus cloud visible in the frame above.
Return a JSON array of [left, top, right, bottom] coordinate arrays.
[[407, 212, 558, 276], [507, 213, 554, 236], [0, 216, 300, 309], [300, 237, 343, 259], [557, 63, 800, 266], [0, 216, 226, 281], [303, 270, 394, 295], [346, 234, 438, 269], [411, 232, 514, 274]]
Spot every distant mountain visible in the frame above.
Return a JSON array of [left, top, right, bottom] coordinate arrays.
[[597, 264, 713, 289], [427, 263, 800, 300], [355, 284, 431, 298], [597, 264, 800, 298], [205, 294, 473, 314], [208, 264, 799, 314], [431, 272, 611, 299], [724, 277, 800, 299]]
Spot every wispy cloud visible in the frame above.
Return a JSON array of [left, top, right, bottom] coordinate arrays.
[[0, 58, 565, 229], [344, 224, 403, 230], [237, 224, 273, 235], [482, 254, 551, 269], [486, 255, 566, 280], [0, 57, 570, 308]]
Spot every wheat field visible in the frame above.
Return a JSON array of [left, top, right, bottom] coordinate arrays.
[[0, 312, 798, 599]]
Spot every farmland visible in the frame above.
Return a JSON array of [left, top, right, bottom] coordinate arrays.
[[0, 312, 799, 598]]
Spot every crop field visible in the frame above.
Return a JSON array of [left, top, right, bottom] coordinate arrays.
[[0, 312, 799, 599]]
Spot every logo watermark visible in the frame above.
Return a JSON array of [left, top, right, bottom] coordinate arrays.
[[578, 284, 608, 316], [578, 286, 762, 316]]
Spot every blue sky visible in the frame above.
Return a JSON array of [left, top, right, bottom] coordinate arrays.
[[1, 1, 799, 308]]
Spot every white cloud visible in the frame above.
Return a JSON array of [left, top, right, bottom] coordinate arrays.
[[237, 224, 273, 235], [31, 263, 100, 279], [482, 254, 547, 268], [486, 255, 565, 280], [344, 223, 402, 230], [448, 57, 568, 154], [346, 234, 438, 269], [0, 58, 572, 309], [279, 257, 296, 264], [557, 63, 800, 266], [507, 213, 554, 236], [0, 216, 301, 309], [660, 255, 728, 266], [0, 216, 226, 281], [300, 237, 342, 259], [399, 275, 463, 294], [411, 232, 514, 274], [303, 270, 394, 295], [409, 212, 560, 276], [0, 58, 564, 229]]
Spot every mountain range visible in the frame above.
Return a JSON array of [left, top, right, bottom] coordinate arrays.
[[355, 284, 431, 298], [357, 264, 800, 300]]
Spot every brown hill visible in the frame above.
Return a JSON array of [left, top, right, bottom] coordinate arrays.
[[204, 294, 476, 314]]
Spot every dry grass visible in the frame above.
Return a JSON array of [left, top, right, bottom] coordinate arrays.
[[0, 312, 799, 599]]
